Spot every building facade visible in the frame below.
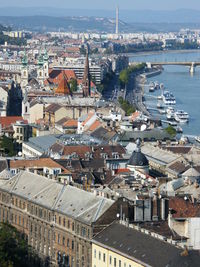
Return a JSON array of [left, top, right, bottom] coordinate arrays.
[[0, 171, 120, 267]]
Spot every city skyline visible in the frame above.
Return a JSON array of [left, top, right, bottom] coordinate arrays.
[[2, 0, 200, 10]]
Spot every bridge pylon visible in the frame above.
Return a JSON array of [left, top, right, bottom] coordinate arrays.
[[190, 62, 195, 74]]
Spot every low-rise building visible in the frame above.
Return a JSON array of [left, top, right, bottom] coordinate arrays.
[[92, 222, 200, 267]]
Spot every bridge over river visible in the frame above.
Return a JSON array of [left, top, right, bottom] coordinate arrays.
[[148, 62, 200, 73], [131, 61, 200, 73]]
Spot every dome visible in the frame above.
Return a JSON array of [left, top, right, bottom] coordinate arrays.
[[128, 151, 149, 167], [128, 139, 148, 167]]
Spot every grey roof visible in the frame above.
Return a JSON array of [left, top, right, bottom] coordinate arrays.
[[182, 167, 200, 178], [128, 151, 149, 167], [120, 128, 174, 145], [141, 144, 180, 166], [0, 171, 114, 225], [25, 135, 59, 153], [93, 222, 200, 267], [0, 169, 14, 180]]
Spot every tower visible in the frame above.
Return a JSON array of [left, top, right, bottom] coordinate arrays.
[[43, 48, 49, 79], [37, 52, 45, 86], [21, 49, 28, 90], [82, 47, 91, 97], [116, 6, 119, 35]]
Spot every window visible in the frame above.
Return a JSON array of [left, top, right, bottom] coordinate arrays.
[[67, 239, 69, 247], [94, 249, 96, 258], [72, 240, 74, 250], [124, 263, 126, 267], [72, 222, 75, 231], [99, 252, 101, 261], [63, 218, 66, 227], [119, 260, 121, 267], [103, 253, 106, 262], [57, 234, 60, 244], [62, 236, 65, 246], [114, 258, 116, 267], [59, 216, 61, 225], [109, 256, 112, 265]]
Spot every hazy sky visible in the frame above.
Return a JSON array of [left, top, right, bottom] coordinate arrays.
[[1, 0, 200, 10]]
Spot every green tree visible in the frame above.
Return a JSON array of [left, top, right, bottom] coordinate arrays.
[[165, 125, 176, 137], [0, 223, 41, 267], [0, 136, 17, 156], [119, 69, 129, 87]]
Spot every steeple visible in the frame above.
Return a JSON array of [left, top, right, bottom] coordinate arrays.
[[38, 51, 44, 67], [82, 46, 91, 97], [22, 48, 28, 67], [43, 48, 49, 62], [55, 71, 72, 95]]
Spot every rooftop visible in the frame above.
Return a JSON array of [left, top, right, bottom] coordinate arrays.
[[0, 171, 114, 225], [93, 222, 200, 267]]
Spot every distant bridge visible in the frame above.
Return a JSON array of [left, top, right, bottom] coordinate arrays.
[[147, 62, 200, 73]]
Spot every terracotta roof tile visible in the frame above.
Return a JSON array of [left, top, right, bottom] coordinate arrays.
[[169, 197, 200, 218], [63, 119, 78, 128], [87, 120, 101, 132], [0, 117, 27, 128], [10, 158, 71, 174], [55, 71, 72, 95]]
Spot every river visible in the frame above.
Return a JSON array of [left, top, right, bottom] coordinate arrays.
[[130, 50, 200, 136]]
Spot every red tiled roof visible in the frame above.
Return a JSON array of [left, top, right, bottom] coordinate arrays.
[[46, 69, 77, 86], [62, 146, 92, 158], [10, 158, 71, 174], [63, 119, 78, 128], [87, 120, 101, 132], [55, 71, 72, 95], [169, 197, 200, 218], [0, 117, 27, 128], [163, 146, 192, 155]]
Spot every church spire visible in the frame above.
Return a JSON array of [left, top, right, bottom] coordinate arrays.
[[82, 46, 91, 97]]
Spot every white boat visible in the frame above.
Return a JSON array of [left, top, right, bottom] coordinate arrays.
[[195, 136, 200, 143], [149, 82, 155, 92], [159, 109, 166, 114], [174, 110, 189, 123], [162, 91, 176, 105], [154, 81, 160, 90], [166, 107, 175, 119]]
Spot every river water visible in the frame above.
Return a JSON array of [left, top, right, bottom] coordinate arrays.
[[130, 50, 200, 136]]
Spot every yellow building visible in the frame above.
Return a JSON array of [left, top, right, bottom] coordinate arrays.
[[92, 222, 194, 267], [92, 242, 143, 267]]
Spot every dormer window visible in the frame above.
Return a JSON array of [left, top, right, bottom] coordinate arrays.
[[112, 152, 119, 159], [101, 153, 108, 159]]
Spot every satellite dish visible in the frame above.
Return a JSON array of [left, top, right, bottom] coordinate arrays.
[[141, 124, 147, 131], [18, 152, 22, 157]]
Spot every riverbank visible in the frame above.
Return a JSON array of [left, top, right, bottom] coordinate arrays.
[[141, 69, 162, 79], [133, 74, 150, 116], [129, 49, 200, 136], [127, 49, 200, 61]]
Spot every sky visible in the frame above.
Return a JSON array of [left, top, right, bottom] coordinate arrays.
[[1, 0, 200, 10]]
